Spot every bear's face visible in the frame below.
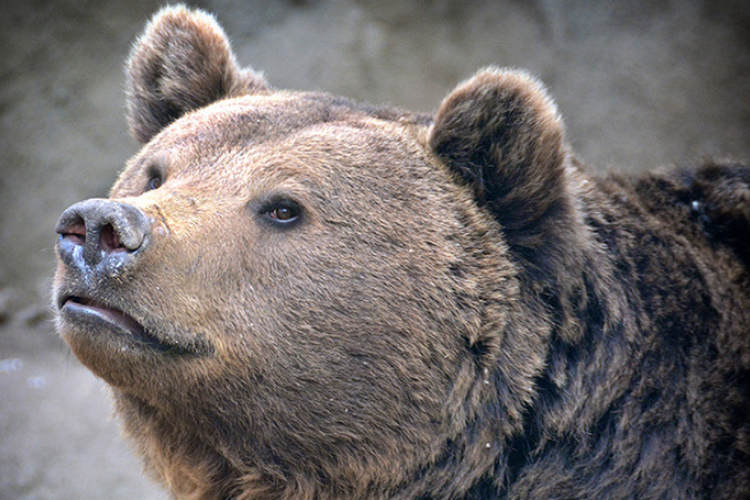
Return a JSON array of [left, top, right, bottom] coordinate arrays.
[[56, 90, 517, 488], [54, 6, 582, 498]]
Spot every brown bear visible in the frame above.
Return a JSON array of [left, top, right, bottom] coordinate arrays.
[[53, 5, 750, 500]]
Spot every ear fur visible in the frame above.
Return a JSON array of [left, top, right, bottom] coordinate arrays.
[[430, 68, 585, 282], [695, 161, 750, 265], [126, 4, 268, 144]]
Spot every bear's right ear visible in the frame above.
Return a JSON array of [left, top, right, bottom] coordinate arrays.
[[126, 5, 268, 144]]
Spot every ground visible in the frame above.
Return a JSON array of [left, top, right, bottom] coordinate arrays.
[[0, 318, 168, 499]]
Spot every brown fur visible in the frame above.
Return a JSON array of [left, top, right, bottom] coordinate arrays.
[[54, 5, 750, 500]]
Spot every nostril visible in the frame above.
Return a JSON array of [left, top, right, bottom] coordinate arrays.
[[59, 217, 86, 246], [100, 223, 125, 253]]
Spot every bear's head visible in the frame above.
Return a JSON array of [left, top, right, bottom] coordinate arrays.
[[54, 6, 591, 499]]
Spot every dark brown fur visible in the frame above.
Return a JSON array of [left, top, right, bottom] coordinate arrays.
[[54, 5, 750, 500]]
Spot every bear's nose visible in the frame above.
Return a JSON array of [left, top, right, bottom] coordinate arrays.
[[56, 199, 151, 275]]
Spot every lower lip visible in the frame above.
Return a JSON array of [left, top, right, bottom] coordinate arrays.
[[60, 298, 161, 349]]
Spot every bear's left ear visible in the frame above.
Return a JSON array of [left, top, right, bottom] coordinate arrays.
[[126, 5, 268, 144], [430, 68, 585, 282]]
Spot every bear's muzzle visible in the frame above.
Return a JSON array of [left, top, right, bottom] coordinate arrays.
[[55, 198, 151, 277]]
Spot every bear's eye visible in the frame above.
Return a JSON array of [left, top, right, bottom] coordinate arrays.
[[144, 167, 164, 192], [262, 199, 302, 226]]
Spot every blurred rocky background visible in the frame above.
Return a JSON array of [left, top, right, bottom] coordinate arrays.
[[1, 0, 748, 498]]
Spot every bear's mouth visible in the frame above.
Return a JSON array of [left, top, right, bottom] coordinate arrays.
[[59, 296, 171, 351]]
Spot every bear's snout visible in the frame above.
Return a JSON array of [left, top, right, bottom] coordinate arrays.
[[56, 199, 151, 277]]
